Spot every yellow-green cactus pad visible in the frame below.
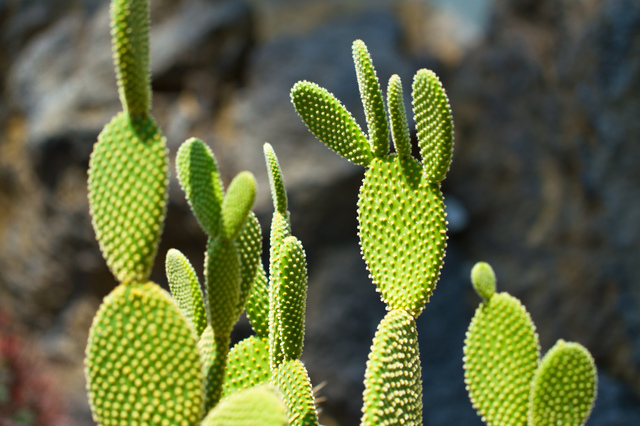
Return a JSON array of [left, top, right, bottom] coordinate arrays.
[[246, 262, 269, 338], [221, 171, 257, 241], [264, 143, 288, 214], [110, 0, 151, 116], [199, 326, 230, 413], [361, 309, 422, 426], [202, 384, 288, 426], [529, 340, 597, 426], [412, 69, 454, 183], [274, 236, 308, 362], [165, 248, 207, 338], [463, 292, 540, 426], [88, 112, 168, 283], [272, 360, 319, 426], [387, 74, 411, 158], [237, 212, 263, 322], [358, 155, 447, 317], [223, 336, 271, 399], [86, 281, 203, 425], [205, 237, 241, 339], [352, 39, 389, 158], [470, 261, 497, 302], [176, 138, 224, 238], [291, 81, 372, 167]]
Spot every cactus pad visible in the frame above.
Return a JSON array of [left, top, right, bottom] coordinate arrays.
[[358, 155, 446, 317], [463, 292, 540, 425], [264, 143, 288, 214], [529, 340, 597, 426], [223, 336, 271, 398], [205, 237, 241, 339], [272, 360, 319, 426], [198, 326, 229, 413], [470, 262, 497, 302], [88, 112, 168, 283], [221, 171, 257, 240], [387, 74, 411, 158], [361, 309, 423, 426], [246, 262, 269, 338], [202, 385, 288, 426], [237, 212, 263, 322], [110, 0, 151, 116], [85, 281, 203, 425]]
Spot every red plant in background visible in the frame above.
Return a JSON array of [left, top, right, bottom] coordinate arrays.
[[0, 312, 64, 426]]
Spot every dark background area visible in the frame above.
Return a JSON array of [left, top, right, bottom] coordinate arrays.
[[1, 0, 640, 424]]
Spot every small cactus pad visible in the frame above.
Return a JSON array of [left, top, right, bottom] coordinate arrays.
[[264, 143, 288, 214], [272, 360, 319, 426], [176, 138, 224, 237], [361, 309, 422, 426], [88, 112, 168, 283], [412, 69, 454, 183], [291, 81, 372, 167], [470, 262, 497, 302], [205, 237, 241, 339], [529, 340, 597, 426], [358, 155, 446, 317], [223, 336, 271, 399], [202, 385, 288, 426], [387, 74, 411, 158], [86, 281, 203, 425], [165, 248, 207, 337], [237, 212, 263, 322], [198, 326, 229, 413], [221, 171, 257, 240], [110, 0, 151, 116], [246, 262, 269, 338], [275, 236, 308, 361], [352, 39, 389, 158], [463, 292, 540, 425]]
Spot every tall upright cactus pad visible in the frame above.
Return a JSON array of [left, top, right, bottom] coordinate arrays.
[[202, 385, 288, 426], [236, 212, 263, 321], [361, 309, 422, 426], [272, 360, 319, 426], [88, 112, 168, 283], [529, 340, 597, 426], [205, 237, 241, 339], [387, 74, 411, 158], [110, 0, 151, 116], [86, 282, 203, 425], [198, 326, 229, 413], [412, 69, 454, 183], [166, 248, 207, 338], [246, 262, 270, 338]]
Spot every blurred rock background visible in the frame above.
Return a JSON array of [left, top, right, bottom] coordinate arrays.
[[1, 0, 640, 424]]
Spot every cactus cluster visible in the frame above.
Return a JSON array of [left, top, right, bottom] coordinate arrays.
[[84, 0, 598, 424]]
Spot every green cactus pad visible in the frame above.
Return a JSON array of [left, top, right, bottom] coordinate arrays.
[[199, 326, 230, 413], [165, 248, 207, 338], [529, 340, 597, 426], [291, 81, 372, 167], [264, 143, 288, 214], [202, 384, 288, 426], [86, 281, 203, 425], [274, 236, 308, 361], [352, 39, 389, 158], [358, 155, 447, 317], [237, 212, 263, 322], [110, 0, 151, 116], [88, 112, 168, 283], [361, 309, 422, 426], [272, 360, 319, 426], [221, 171, 257, 240], [205, 237, 241, 339], [387, 74, 411, 158], [412, 69, 454, 183], [223, 336, 271, 399], [246, 262, 269, 338], [176, 138, 224, 238], [463, 292, 540, 425], [470, 261, 497, 302]]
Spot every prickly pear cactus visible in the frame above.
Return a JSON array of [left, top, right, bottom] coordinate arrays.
[[463, 262, 598, 425], [292, 39, 453, 424]]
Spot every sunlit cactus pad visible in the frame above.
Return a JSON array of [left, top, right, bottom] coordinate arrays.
[[358, 155, 446, 316], [223, 336, 271, 398], [463, 292, 540, 425], [272, 360, 319, 426], [361, 309, 422, 426], [86, 282, 203, 425], [529, 340, 597, 426], [166, 248, 207, 338], [88, 112, 168, 283], [236, 212, 263, 320], [202, 385, 288, 426]]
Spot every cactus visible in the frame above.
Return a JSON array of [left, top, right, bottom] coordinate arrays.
[[292, 39, 453, 424], [463, 262, 597, 425], [85, 1, 598, 424]]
